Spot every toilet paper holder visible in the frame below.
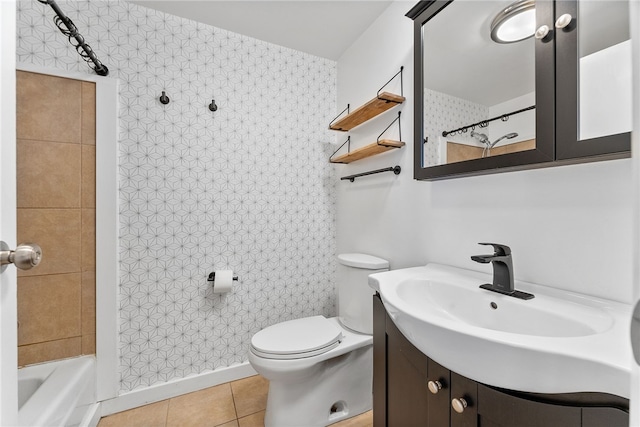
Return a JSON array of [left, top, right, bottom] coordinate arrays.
[[207, 272, 239, 282]]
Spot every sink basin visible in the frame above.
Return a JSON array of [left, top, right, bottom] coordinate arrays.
[[370, 264, 632, 398], [397, 277, 613, 338]]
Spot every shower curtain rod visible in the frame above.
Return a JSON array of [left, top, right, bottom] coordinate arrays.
[[37, 0, 109, 76], [442, 105, 535, 137]]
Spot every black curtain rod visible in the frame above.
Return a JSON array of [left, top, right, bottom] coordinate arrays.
[[37, 0, 109, 76], [341, 166, 401, 182], [442, 105, 535, 137]]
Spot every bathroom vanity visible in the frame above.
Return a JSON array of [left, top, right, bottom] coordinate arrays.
[[373, 294, 630, 426]]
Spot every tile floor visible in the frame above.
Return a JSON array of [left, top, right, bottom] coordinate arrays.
[[98, 375, 373, 427]]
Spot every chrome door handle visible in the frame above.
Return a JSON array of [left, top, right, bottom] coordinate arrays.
[[0, 242, 42, 270]]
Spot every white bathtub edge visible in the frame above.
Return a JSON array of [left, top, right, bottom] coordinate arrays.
[[18, 356, 96, 427], [100, 362, 257, 417], [78, 403, 101, 427]]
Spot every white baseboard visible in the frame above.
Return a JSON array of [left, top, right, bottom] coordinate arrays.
[[100, 362, 257, 417]]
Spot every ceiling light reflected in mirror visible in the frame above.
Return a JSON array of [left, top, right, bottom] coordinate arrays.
[[490, 0, 536, 43]]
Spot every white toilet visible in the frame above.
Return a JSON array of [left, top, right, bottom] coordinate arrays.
[[248, 253, 389, 427]]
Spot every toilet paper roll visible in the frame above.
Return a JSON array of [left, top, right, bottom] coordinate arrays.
[[213, 270, 234, 294]]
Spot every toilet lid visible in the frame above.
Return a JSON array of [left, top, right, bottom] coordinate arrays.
[[251, 316, 343, 360]]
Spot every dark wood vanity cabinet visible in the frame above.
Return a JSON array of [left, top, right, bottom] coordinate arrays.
[[373, 294, 629, 427]]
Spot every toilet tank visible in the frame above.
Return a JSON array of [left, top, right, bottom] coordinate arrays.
[[337, 253, 389, 334]]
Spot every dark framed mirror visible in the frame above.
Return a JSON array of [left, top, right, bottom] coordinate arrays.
[[407, 0, 630, 180]]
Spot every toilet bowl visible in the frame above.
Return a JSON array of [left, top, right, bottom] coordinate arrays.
[[248, 253, 389, 427]]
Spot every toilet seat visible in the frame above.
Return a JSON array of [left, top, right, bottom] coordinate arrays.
[[250, 316, 343, 360]]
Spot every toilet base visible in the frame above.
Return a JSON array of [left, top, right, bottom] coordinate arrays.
[[263, 345, 373, 427]]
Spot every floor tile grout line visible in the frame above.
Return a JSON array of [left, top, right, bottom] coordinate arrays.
[[164, 397, 171, 427], [229, 382, 240, 422]]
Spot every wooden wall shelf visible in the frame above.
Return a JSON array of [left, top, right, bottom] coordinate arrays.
[[330, 139, 405, 164], [329, 92, 405, 132]]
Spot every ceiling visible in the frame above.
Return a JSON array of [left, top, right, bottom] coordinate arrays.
[[128, 1, 393, 60]]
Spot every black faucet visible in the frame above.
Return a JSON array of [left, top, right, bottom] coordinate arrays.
[[471, 243, 534, 300]]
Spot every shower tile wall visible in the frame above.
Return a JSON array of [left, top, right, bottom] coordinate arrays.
[[16, 1, 337, 391], [16, 71, 96, 366]]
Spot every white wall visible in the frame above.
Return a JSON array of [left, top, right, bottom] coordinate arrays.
[[336, 1, 633, 304]]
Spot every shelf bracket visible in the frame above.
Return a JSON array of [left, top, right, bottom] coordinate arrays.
[[377, 66, 404, 100], [328, 104, 350, 130], [377, 111, 402, 147], [329, 136, 351, 163]]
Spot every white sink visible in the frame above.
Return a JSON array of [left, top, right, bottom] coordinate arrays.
[[369, 264, 632, 398]]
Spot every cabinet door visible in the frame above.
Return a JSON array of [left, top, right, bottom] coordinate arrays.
[[386, 313, 429, 426], [477, 385, 581, 427], [426, 359, 450, 427], [582, 407, 629, 427], [373, 295, 386, 427], [450, 372, 477, 427], [555, 0, 631, 160]]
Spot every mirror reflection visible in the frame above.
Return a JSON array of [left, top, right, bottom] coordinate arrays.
[[578, 1, 630, 142], [422, 0, 536, 167]]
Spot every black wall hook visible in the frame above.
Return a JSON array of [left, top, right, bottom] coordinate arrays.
[[159, 91, 170, 105], [209, 99, 218, 112]]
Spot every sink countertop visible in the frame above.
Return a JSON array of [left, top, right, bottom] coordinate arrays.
[[369, 263, 633, 398]]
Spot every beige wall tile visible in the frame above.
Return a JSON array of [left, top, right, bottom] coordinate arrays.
[[82, 82, 96, 145], [81, 145, 96, 208], [166, 384, 236, 427], [216, 421, 239, 427], [82, 209, 96, 271], [231, 375, 269, 418], [18, 209, 81, 277], [237, 411, 265, 427], [17, 71, 81, 144], [17, 139, 81, 208], [18, 337, 81, 367], [98, 400, 169, 427], [82, 270, 96, 335], [82, 333, 96, 355], [18, 273, 81, 345]]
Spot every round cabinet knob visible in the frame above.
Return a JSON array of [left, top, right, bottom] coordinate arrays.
[[451, 397, 468, 414], [555, 13, 573, 29], [0, 243, 42, 270], [535, 25, 551, 40], [427, 380, 443, 394]]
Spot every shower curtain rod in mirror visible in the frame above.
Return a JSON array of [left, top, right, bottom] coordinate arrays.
[[37, 0, 109, 76], [442, 105, 535, 137]]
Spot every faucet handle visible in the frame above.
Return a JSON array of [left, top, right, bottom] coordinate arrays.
[[477, 242, 511, 256]]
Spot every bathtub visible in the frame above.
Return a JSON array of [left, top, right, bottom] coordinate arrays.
[[18, 356, 96, 427]]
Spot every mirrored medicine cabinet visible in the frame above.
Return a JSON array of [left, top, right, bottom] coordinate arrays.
[[407, 0, 632, 180]]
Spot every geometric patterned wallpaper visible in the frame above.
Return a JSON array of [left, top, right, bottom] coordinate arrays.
[[17, 0, 337, 392], [423, 87, 488, 166]]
